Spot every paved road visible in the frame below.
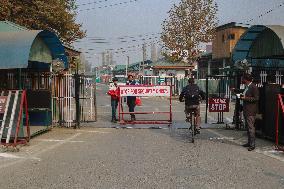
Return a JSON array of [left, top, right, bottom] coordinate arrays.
[[0, 84, 284, 189]]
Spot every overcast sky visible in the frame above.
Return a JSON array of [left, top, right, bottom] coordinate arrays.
[[74, 0, 284, 67]]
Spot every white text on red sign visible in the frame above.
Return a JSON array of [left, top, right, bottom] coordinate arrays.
[[208, 98, 229, 112], [119, 86, 171, 97]]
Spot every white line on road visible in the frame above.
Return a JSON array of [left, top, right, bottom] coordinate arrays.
[[0, 153, 23, 159], [77, 130, 110, 134], [0, 153, 41, 161], [207, 129, 284, 162], [0, 133, 82, 169], [34, 139, 85, 143], [255, 149, 284, 162]]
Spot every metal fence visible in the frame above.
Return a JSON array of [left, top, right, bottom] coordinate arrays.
[[51, 73, 96, 127], [0, 70, 97, 128], [139, 75, 233, 98]]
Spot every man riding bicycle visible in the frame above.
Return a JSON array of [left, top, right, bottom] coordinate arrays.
[[179, 78, 205, 134]]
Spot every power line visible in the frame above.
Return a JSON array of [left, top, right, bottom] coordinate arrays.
[[85, 32, 161, 40], [77, 0, 139, 11], [77, 0, 110, 7], [75, 32, 161, 45], [81, 40, 162, 55], [245, 1, 284, 23], [77, 36, 161, 47], [82, 40, 162, 54]]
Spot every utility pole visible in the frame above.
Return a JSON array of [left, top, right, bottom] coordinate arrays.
[[126, 56, 129, 76], [142, 43, 146, 75]]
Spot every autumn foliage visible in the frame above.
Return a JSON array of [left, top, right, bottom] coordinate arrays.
[[161, 0, 218, 63]]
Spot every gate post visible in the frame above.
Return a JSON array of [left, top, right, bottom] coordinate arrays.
[[235, 73, 242, 129], [74, 74, 80, 129], [205, 76, 209, 124]]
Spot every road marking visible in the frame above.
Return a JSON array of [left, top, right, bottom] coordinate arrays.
[[209, 137, 235, 141], [77, 130, 109, 134], [0, 153, 41, 161], [0, 153, 23, 159], [207, 129, 284, 162], [255, 149, 284, 162], [34, 139, 85, 143], [0, 133, 81, 169]]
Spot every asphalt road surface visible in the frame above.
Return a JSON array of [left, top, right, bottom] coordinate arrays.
[[0, 84, 283, 189]]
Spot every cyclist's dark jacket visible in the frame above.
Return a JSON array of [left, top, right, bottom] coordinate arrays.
[[179, 84, 205, 106]]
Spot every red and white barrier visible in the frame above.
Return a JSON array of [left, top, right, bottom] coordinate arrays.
[[118, 85, 172, 125]]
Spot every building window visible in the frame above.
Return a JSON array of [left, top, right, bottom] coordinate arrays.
[[228, 34, 235, 40], [222, 34, 225, 43]]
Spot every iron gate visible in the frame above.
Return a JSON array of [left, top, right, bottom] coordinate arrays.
[[51, 73, 96, 127]]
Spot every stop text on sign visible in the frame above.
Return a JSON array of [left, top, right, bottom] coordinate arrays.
[[119, 86, 171, 97], [209, 98, 229, 112], [0, 96, 8, 114]]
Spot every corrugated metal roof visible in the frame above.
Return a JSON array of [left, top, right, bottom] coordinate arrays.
[[267, 25, 284, 47], [0, 21, 67, 69], [115, 65, 126, 71], [232, 25, 284, 67], [0, 21, 28, 32], [150, 59, 191, 67]]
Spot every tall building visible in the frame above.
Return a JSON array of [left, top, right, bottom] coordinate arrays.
[[109, 51, 114, 65], [102, 52, 106, 66], [106, 51, 110, 66], [151, 43, 158, 62]]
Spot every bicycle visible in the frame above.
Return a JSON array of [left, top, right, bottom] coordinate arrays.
[[186, 106, 198, 143]]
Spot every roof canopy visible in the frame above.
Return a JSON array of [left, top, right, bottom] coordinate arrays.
[[0, 21, 68, 69], [232, 25, 284, 67]]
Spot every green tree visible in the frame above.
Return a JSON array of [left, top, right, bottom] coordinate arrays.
[[161, 0, 218, 63], [0, 0, 85, 44]]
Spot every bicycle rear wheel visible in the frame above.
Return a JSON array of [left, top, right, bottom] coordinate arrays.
[[191, 114, 195, 143]]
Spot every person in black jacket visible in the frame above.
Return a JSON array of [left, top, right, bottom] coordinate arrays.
[[179, 78, 205, 133], [126, 75, 137, 121]]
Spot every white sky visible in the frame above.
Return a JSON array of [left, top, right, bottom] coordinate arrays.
[[74, 0, 284, 67]]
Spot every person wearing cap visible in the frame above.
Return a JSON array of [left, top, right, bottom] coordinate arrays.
[[108, 77, 119, 123], [240, 73, 259, 151]]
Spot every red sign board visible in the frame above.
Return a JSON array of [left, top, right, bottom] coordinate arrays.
[[0, 96, 7, 114], [119, 86, 171, 97], [209, 98, 229, 112]]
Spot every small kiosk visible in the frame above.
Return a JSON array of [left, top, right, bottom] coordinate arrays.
[[232, 25, 284, 144], [0, 21, 68, 140]]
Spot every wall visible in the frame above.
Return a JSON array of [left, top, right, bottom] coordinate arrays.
[[212, 27, 247, 59]]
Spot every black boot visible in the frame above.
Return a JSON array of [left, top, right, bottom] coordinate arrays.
[[248, 146, 255, 151], [131, 115, 136, 121]]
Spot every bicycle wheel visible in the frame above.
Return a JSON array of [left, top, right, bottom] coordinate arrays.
[[191, 114, 195, 143]]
